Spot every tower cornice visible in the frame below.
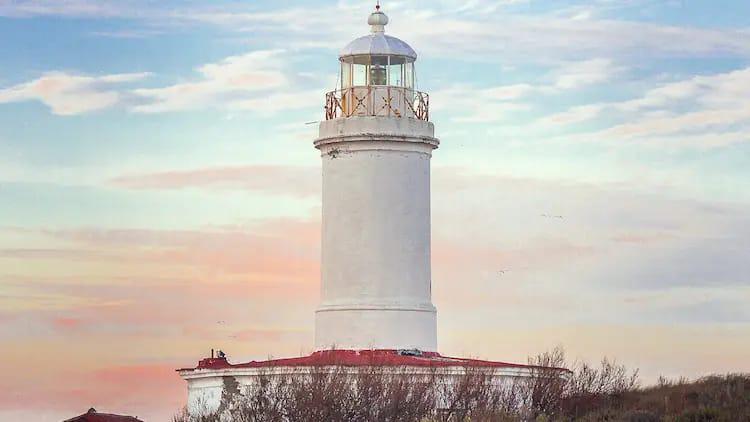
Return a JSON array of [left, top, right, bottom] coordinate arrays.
[[315, 116, 439, 150]]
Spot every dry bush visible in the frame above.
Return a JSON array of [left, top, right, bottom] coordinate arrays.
[[173, 356, 750, 421], [172, 406, 220, 422], [173, 348, 653, 422], [523, 346, 569, 418], [519, 346, 641, 420], [637, 373, 750, 421], [436, 367, 522, 422], [184, 366, 440, 422], [561, 357, 640, 418], [229, 371, 289, 422]]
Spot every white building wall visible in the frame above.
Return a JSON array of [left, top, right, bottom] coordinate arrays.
[[185, 376, 225, 417], [314, 116, 439, 351], [182, 365, 537, 418]]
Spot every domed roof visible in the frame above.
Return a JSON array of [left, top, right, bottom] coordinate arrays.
[[340, 34, 417, 61], [339, 6, 417, 62]]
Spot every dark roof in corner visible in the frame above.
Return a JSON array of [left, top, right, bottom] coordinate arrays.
[[178, 349, 568, 373], [63, 408, 144, 422]]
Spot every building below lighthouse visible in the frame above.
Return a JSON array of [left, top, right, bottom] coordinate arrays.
[[178, 5, 550, 415]]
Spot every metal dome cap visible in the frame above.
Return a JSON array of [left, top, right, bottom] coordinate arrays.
[[367, 9, 389, 28], [339, 4, 417, 64]]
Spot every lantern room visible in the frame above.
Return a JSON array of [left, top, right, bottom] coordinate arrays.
[[325, 5, 429, 121], [339, 54, 414, 90]]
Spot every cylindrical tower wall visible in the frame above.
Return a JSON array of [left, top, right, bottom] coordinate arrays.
[[314, 116, 439, 351]]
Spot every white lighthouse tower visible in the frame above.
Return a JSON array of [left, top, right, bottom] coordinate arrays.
[[314, 4, 438, 353], [178, 7, 549, 416]]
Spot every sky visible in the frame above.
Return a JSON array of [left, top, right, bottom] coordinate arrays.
[[1, 0, 749, 420]]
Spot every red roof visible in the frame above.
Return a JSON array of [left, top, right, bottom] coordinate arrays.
[[179, 349, 562, 372], [63, 408, 143, 422]]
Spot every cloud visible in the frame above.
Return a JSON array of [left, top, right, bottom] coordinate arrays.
[[0, 71, 149, 115], [0, 362, 184, 421], [433, 59, 619, 123], [430, 169, 750, 301], [0, 49, 323, 116], [3, 169, 750, 421], [89, 29, 164, 39], [4, 2, 750, 62], [0, 285, 129, 312], [110, 165, 319, 197], [18, 168, 750, 329], [131, 49, 321, 114], [23, 218, 321, 279], [180, 4, 750, 61], [51, 317, 86, 330], [408, 14, 750, 61], [535, 66, 750, 149], [597, 67, 750, 139], [0, 0, 127, 18], [553, 58, 621, 89], [537, 103, 606, 126]]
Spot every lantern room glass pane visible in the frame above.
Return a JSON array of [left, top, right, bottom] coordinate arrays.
[[404, 62, 414, 89], [341, 63, 352, 89], [353, 63, 367, 86], [388, 64, 402, 87]]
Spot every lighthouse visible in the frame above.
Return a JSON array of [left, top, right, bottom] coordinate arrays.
[[178, 6, 547, 416], [314, 4, 438, 352]]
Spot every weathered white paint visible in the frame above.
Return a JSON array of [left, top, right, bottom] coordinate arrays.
[[183, 375, 226, 417], [314, 116, 439, 351]]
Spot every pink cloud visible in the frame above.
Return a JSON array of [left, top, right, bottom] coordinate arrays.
[[3, 170, 749, 422], [0, 71, 149, 115], [0, 363, 184, 421], [0, 248, 118, 261], [10, 218, 322, 280], [52, 317, 85, 330], [111, 165, 319, 197]]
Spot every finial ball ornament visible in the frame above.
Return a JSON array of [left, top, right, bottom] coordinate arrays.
[[368, 10, 389, 28]]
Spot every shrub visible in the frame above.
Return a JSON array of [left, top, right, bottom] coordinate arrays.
[[173, 349, 750, 422]]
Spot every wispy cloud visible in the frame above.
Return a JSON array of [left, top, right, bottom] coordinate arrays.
[[0, 71, 149, 115], [3, 168, 749, 420], [552, 58, 622, 89], [0, 362, 184, 421], [598, 67, 750, 139], [0, 49, 324, 116], [433, 58, 621, 122], [195, 4, 750, 61], [4, 1, 750, 62], [0, 0, 128, 18], [131, 50, 297, 113], [111, 165, 319, 197], [538, 66, 750, 148]]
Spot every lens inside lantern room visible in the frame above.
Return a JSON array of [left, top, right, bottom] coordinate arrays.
[[340, 55, 415, 88]]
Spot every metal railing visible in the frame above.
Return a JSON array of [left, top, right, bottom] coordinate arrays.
[[325, 86, 429, 121]]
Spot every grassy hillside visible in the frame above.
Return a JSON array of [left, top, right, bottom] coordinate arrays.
[[569, 374, 750, 422]]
